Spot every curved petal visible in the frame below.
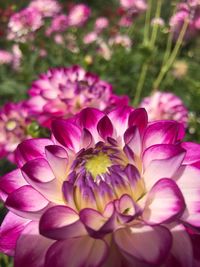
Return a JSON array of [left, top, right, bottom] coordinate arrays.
[[114, 225, 172, 266], [128, 108, 148, 134], [15, 138, 53, 167], [143, 121, 185, 149], [0, 212, 30, 256], [143, 178, 185, 224], [143, 144, 186, 171], [0, 169, 27, 197], [5, 185, 49, 219], [52, 119, 82, 152], [97, 115, 113, 140], [143, 150, 185, 190], [108, 106, 133, 137], [181, 142, 200, 167], [124, 126, 142, 156], [14, 222, 54, 267], [45, 145, 68, 181], [45, 236, 108, 267], [21, 159, 64, 204], [175, 166, 200, 227], [39, 206, 86, 240]]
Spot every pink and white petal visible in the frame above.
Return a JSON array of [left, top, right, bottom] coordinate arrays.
[[124, 126, 142, 156], [128, 108, 148, 134], [45, 145, 68, 181], [143, 151, 185, 190], [114, 225, 172, 266], [97, 115, 113, 140], [174, 166, 200, 227], [22, 161, 64, 204], [5, 185, 49, 219], [143, 121, 185, 149], [0, 169, 27, 196], [143, 178, 185, 224], [108, 106, 133, 137], [165, 224, 193, 267], [181, 142, 200, 166], [143, 144, 186, 171], [15, 221, 54, 267], [52, 119, 81, 152], [15, 138, 53, 167], [39, 206, 86, 240], [76, 108, 104, 142], [45, 236, 108, 267], [0, 212, 30, 256]]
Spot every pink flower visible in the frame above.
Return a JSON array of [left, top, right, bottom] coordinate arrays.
[[109, 34, 132, 50], [26, 65, 129, 128], [0, 50, 13, 65], [45, 14, 68, 35], [0, 106, 200, 266], [67, 4, 91, 27], [29, 0, 61, 17], [83, 31, 98, 44], [140, 91, 188, 127], [0, 102, 32, 162], [120, 0, 147, 13], [94, 17, 109, 32], [7, 7, 43, 42]]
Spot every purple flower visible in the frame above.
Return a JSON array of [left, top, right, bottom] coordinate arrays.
[[0, 106, 200, 266], [0, 102, 31, 162], [26, 65, 129, 128], [140, 91, 188, 128]]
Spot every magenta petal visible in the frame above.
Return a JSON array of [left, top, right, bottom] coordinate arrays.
[[97, 115, 113, 140], [45, 145, 68, 181], [143, 178, 185, 224], [128, 108, 148, 134], [15, 222, 54, 267], [0, 169, 27, 197], [15, 138, 53, 167], [45, 236, 108, 267], [39, 206, 86, 240], [6, 185, 49, 219], [114, 225, 172, 266], [0, 212, 30, 256], [181, 142, 200, 166], [143, 144, 186, 171], [143, 121, 185, 149], [52, 119, 81, 151], [124, 126, 141, 156]]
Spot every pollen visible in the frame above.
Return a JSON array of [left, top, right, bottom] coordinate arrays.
[[85, 152, 112, 179]]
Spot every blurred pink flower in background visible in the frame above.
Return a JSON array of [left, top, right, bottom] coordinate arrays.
[[67, 4, 91, 27], [7, 7, 43, 42], [0, 102, 31, 162], [140, 91, 188, 127], [94, 17, 109, 33], [45, 14, 68, 36], [29, 0, 61, 17], [0, 50, 13, 65], [109, 34, 132, 50], [26, 65, 129, 127]]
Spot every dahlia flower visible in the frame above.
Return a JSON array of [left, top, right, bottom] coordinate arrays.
[[94, 17, 109, 33], [0, 106, 200, 267], [140, 92, 188, 127], [45, 14, 68, 36], [67, 4, 91, 27], [7, 7, 43, 42], [120, 0, 147, 14], [0, 102, 31, 162], [26, 65, 129, 128], [29, 0, 61, 17]]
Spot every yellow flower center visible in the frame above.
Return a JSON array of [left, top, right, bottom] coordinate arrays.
[[85, 152, 112, 179], [6, 120, 17, 131]]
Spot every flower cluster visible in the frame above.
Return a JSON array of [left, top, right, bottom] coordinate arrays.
[[0, 102, 31, 162], [0, 106, 200, 266], [140, 91, 189, 128], [26, 65, 129, 128]]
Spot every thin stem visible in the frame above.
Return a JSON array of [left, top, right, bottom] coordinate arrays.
[[150, 0, 162, 47], [133, 62, 149, 106], [143, 0, 152, 44], [152, 18, 189, 91]]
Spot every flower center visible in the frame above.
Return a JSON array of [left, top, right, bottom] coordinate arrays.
[[6, 120, 17, 131], [85, 152, 112, 179]]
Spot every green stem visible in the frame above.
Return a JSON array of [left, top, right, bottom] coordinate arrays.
[[143, 0, 152, 44], [133, 62, 149, 106], [150, 0, 162, 47], [152, 18, 189, 91]]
